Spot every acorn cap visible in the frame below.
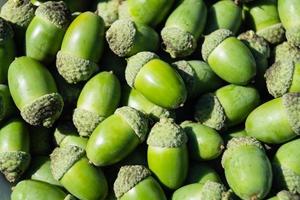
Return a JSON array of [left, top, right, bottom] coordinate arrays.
[[106, 19, 137, 57], [0, 17, 14, 43], [265, 60, 294, 98], [274, 42, 300, 63], [161, 26, 197, 58], [256, 23, 285, 45], [125, 51, 158, 87], [73, 108, 104, 137], [50, 145, 85, 181], [118, 1, 130, 20], [0, 0, 35, 28], [201, 29, 233, 61], [97, 0, 120, 28], [115, 106, 149, 142], [199, 181, 233, 200], [194, 93, 226, 131], [276, 190, 300, 200], [286, 26, 300, 48], [113, 165, 151, 198], [274, 164, 300, 194], [21, 93, 64, 128], [54, 122, 78, 145], [35, 1, 71, 29], [0, 151, 30, 182], [56, 51, 99, 84], [147, 118, 187, 148], [222, 137, 264, 167], [282, 93, 300, 135]]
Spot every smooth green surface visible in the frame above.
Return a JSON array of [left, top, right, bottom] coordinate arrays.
[[289, 62, 300, 93], [60, 135, 88, 150], [186, 163, 221, 184], [172, 183, 203, 200], [208, 37, 256, 85], [0, 38, 15, 83], [278, 0, 300, 29], [147, 146, 188, 190], [135, 59, 187, 109]]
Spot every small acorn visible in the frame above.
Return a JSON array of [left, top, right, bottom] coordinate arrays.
[[171, 183, 204, 200], [113, 165, 167, 200], [147, 118, 188, 190], [73, 72, 121, 137], [202, 29, 256, 85], [50, 145, 108, 200], [86, 106, 149, 166], [268, 191, 300, 200], [246, 93, 300, 144], [186, 162, 221, 185], [125, 51, 187, 109], [8, 57, 64, 127], [181, 121, 224, 161], [273, 139, 300, 194], [0, 118, 30, 183], [96, 0, 123, 28], [0, 84, 15, 122], [194, 84, 260, 130], [205, 0, 242, 34], [274, 42, 300, 63], [26, 1, 71, 63], [244, 0, 285, 44], [29, 126, 53, 156], [106, 19, 159, 57], [222, 137, 272, 200]]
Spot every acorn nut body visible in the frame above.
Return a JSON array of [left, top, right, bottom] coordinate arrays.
[[186, 162, 221, 185]]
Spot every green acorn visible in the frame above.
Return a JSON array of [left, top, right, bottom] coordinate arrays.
[[73, 72, 121, 137], [57, 12, 105, 84], [268, 191, 300, 200], [147, 118, 188, 190], [186, 162, 221, 185], [202, 29, 256, 85], [0, 84, 15, 122], [0, 118, 30, 183], [171, 183, 204, 200], [246, 93, 300, 144], [194, 84, 260, 130], [274, 42, 300, 63], [222, 137, 272, 199], [51, 145, 108, 200], [244, 0, 285, 44], [161, 0, 207, 58], [96, 0, 123, 28], [8, 57, 63, 127], [29, 126, 53, 156], [205, 0, 242, 34], [106, 19, 159, 57], [26, 1, 71, 63], [125, 51, 187, 109], [86, 106, 149, 166], [113, 165, 167, 200]]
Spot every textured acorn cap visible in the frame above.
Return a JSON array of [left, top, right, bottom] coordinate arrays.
[[257, 23, 285, 45], [106, 19, 137, 57], [115, 106, 149, 142], [282, 93, 300, 135], [97, 0, 121, 28], [125, 51, 158, 87], [113, 165, 151, 198], [0, 17, 14, 43], [73, 108, 104, 137], [0, 0, 35, 28], [50, 145, 85, 180], [35, 1, 71, 29], [199, 181, 233, 200], [147, 118, 187, 148], [202, 29, 233, 61], [286, 26, 300, 48], [161, 27, 197, 58], [276, 190, 300, 200], [54, 122, 78, 145], [222, 136, 264, 167], [21, 93, 64, 128], [194, 93, 226, 131], [265, 60, 294, 98], [274, 42, 300, 63], [0, 151, 30, 182], [118, 1, 130, 20], [56, 51, 99, 84]]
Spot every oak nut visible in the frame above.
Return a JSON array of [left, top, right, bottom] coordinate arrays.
[[186, 162, 221, 185]]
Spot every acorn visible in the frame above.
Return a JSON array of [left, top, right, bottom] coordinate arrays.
[[268, 191, 300, 200], [57, 11, 105, 84], [50, 145, 108, 200], [125, 51, 187, 109], [246, 93, 300, 144], [186, 162, 221, 185], [113, 165, 167, 200], [106, 19, 159, 57], [222, 137, 272, 199], [147, 118, 188, 190], [0, 17, 15, 83], [201, 29, 256, 85], [244, 0, 285, 44], [118, 0, 174, 27], [181, 121, 224, 161], [8, 57, 63, 127], [194, 84, 260, 131], [273, 138, 300, 194], [73, 72, 121, 137], [205, 0, 242, 34], [0, 118, 30, 183], [0, 84, 15, 122], [96, 0, 123, 28], [26, 1, 71, 63], [29, 126, 53, 156], [161, 0, 207, 58], [274, 42, 300, 63], [86, 106, 149, 166]]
